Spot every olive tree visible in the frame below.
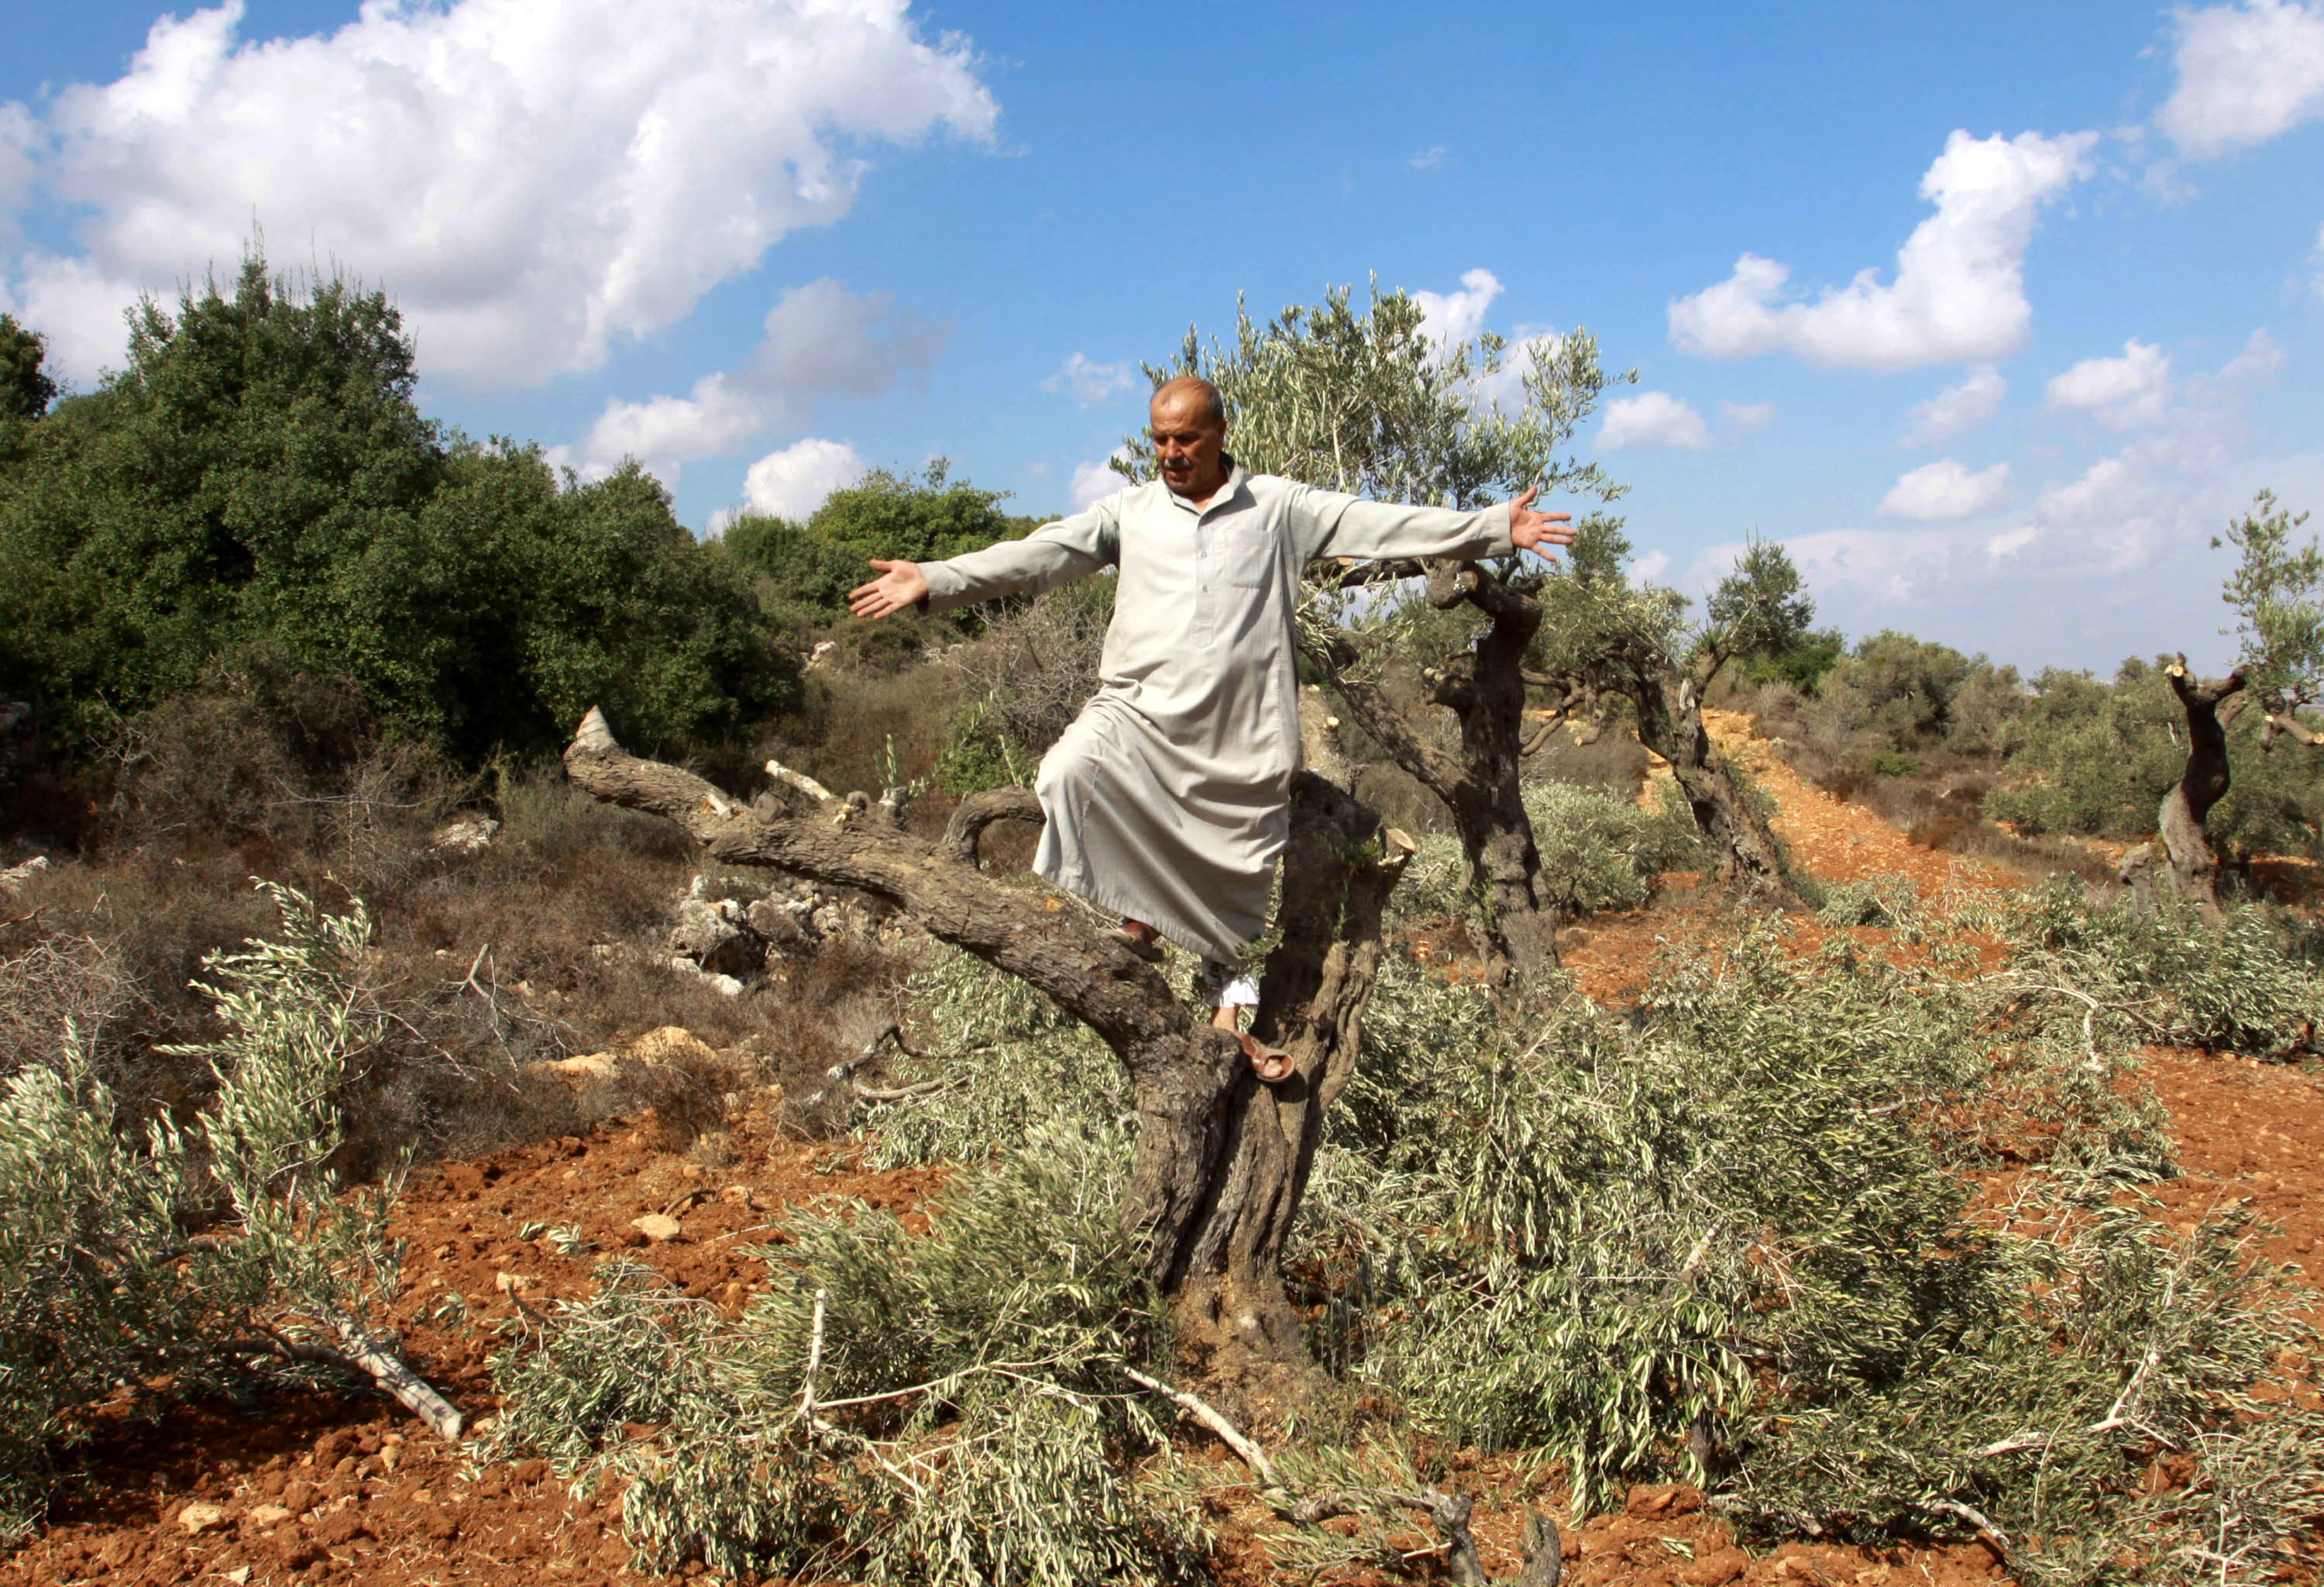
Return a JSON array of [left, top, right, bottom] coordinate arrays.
[[2122, 491, 2320, 913], [1528, 523, 1798, 890]]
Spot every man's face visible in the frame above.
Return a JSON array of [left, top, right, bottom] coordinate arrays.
[[1150, 389, 1227, 497]]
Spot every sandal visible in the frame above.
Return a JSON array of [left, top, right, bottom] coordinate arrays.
[[1109, 925, 1165, 963], [1239, 1033, 1294, 1084]]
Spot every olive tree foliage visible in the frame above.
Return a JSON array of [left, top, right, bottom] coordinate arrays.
[[1122, 281, 1632, 975], [2222, 490, 2324, 748], [1528, 521, 1802, 891], [0, 884, 446, 1538]]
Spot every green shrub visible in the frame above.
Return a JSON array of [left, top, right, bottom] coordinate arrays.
[[1868, 750, 1920, 778]]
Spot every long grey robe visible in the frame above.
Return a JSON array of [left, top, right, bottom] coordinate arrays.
[[920, 465, 1514, 963]]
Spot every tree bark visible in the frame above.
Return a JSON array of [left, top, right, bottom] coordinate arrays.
[[2120, 658, 2248, 917], [562, 705, 1411, 1382], [1318, 559, 1562, 979]]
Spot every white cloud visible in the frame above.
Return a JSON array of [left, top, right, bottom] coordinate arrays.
[[1596, 391, 1709, 451], [1414, 268, 1502, 347], [1902, 364, 2006, 446], [737, 438, 866, 522], [1719, 400, 1774, 433], [748, 278, 947, 418], [1071, 452, 1132, 508], [9, 253, 144, 381], [1754, 330, 2308, 663], [558, 277, 941, 483], [1409, 146, 1446, 170], [1879, 459, 2013, 521], [1042, 353, 1137, 408], [2158, 0, 2324, 158], [0, 103, 35, 224], [2045, 339, 2174, 429], [1630, 549, 1672, 586], [2223, 325, 2286, 380], [9, 0, 995, 386], [562, 373, 762, 488], [1667, 130, 2095, 370]]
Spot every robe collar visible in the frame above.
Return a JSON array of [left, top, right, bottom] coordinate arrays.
[[1164, 457, 1248, 518]]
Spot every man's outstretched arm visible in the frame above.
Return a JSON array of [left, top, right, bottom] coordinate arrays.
[[1291, 484, 1575, 566], [847, 501, 1121, 620]]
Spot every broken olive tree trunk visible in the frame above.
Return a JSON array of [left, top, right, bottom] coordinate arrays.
[[1317, 557, 1563, 979], [1627, 664, 1788, 892], [2121, 656, 2249, 917], [1528, 619, 1787, 895], [562, 704, 1411, 1386]]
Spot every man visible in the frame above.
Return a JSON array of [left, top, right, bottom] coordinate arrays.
[[848, 377, 1575, 1078]]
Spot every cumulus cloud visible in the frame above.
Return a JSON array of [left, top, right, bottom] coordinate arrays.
[[566, 373, 762, 489], [1737, 329, 2305, 663], [1878, 459, 2013, 521], [1043, 353, 1137, 408], [1667, 130, 2095, 370], [2045, 339, 2174, 429], [1071, 452, 1133, 508], [1414, 268, 1502, 347], [1903, 365, 2006, 446], [1719, 400, 1774, 433], [559, 278, 942, 482], [8, 0, 995, 385], [1597, 391, 1709, 451], [737, 437, 867, 522], [2158, 0, 2324, 158]]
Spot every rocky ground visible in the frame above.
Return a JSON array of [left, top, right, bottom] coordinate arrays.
[[3, 725, 2319, 1587]]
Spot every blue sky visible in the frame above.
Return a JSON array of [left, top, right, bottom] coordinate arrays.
[[3, 0, 2321, 672]]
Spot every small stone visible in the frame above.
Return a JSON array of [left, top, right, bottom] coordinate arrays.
[[245, 1504, 294, 1527], [177, 1501, 231, 1535], [225, 1569, 253, 1585], [631, 1213, 683, 1243], [719, 1184, 755, 1208], [494, 1271, 531, 1296], [281, 1479, 320, 1514]]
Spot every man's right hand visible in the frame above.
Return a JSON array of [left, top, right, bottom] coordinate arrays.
[[847, 559, 928, 620]]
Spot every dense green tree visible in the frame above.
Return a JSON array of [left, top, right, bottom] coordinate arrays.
[[0, 256, 789, 763], [717, 461, 1039, 634], [0, 316, 57, 423]]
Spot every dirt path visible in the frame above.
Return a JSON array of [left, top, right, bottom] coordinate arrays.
[[5, 721, 2318, 1587]]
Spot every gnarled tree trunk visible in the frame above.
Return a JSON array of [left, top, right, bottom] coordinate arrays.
[[1318, 558, 1562, 979], [562, 701, 1411, 1389], [1631, 671, 1787, 891], [2121, 657, 2248, 917]]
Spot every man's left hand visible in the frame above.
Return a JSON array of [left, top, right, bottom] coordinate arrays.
[[1508, 487, 1575, 556]]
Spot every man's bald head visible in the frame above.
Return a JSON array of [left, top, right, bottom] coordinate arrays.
[[1151, 375, 1226, 430], [1149, 376, 1229, 501]]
